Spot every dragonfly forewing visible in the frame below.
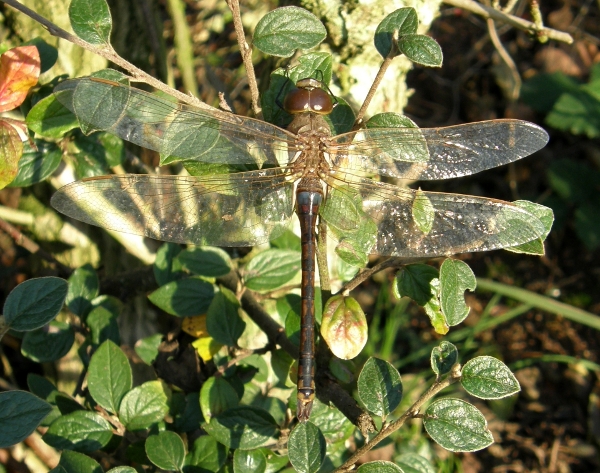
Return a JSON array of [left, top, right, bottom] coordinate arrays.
[[51, 170, 296, 246], [329, 120, 549, 180], [54, 78, 301, 168], [322, 174, 546, 258]]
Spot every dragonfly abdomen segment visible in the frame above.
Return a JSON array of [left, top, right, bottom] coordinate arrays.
[[295, 179, 323, 422]]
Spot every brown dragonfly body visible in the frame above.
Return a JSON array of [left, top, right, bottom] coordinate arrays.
[[51, 75, 549, 422]]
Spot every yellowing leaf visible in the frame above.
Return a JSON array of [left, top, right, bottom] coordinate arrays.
[[182, 314, 208, 337], [0, 46, 41, 112], [191, 336, 222, 362], [0, 121, 23, 189], [320, 295, 367, 359]]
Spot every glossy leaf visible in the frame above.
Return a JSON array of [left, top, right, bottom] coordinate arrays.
[[244, 249, 301, 291], [86, 304, 120, 345], [395, 453, 436, 473], [0, 121, 22, 189], [374, 7, 418, 57], [423, 277, 448, 334], [185, 434, 228, 471], [3, 277, 68, 331], [69, 0, 112, 45], [412, 189, 435, 234], [88, 340, 132, 414], [357, 461, 404, 472], [439, 259, 476, 326], [0, 45, 40, 112], [57, 450, 103, 473], [430, 341, 458, 376], [200, 376, 239, 422], [253, 6, 326, 57], [148, 277, 215, 316], [203, 406, 278, 450], [135, 333, 163, 365], [7, 139, 62, 188], [42, 411, 113, 452], [288, 421, 326, 473], [320, 295, 367, 360], [394, 264, 438, 306], [153, 242, 184, 286], [461, 356, 520, 399], [398, 34, 443, 67], [66, 264, 99, 317], [506, 201, 554, 255], [423, 398, 494, 452], [233, 448, 267, 473], [21, 321, 74, 362], [145, 431, 186, 471], [357, 357, 403, 417], [366, 112, 418, 129], [206, 287, 245, 346], [106, 468, 137, 473], [119, 380, 170, 431], [26, 93, 79, 138], [175, 246, 232, 276], [0, 391, 52, 448], [24, 37, 58, 73]]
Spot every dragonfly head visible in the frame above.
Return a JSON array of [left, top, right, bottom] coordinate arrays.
[[283, 77, 334, 116]]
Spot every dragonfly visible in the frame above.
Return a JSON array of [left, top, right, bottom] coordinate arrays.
[[51, 75, 548, 422]]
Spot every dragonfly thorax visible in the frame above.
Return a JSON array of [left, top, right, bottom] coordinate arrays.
[[283, 78, 334, 115]]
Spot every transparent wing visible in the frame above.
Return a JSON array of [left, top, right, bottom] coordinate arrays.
[[328, 120, 549, 180], [321, 174, 545, 257], [51, 170, 296, 247], [54, 78, 300, 167]]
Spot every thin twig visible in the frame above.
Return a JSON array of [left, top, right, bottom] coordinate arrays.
[[442, 0, 573, 44], [225, 0, 262, 118], [165, 0, 199, 97], [336, 367, 462, 471], [340, 256, 427, 294], [353, 52, 395, 128], [1, 0, 217, 110], [487, 17, 521, 101]]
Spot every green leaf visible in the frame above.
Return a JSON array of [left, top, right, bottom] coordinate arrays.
[[394, 264, 438, 306], [357, 461, 404, 472], [0, 122, 21, 189], [175, 246, 232, 277], [374, 7, 418, 57], [7, 140, 62, 187], [357, 358, 403, 417], [439, 259, 476, 326], [135, 333, 163, 365], [0, 391, 52, 448], [172, 392, 203, 433], [303, 399, 354, 446], [107, 468, 137, 473], [270, 229, 301, 251], [42, 411, 113, 452], [66, 264, 99, 318], [366, 113, 418, 129], [24, 37, 58, 73], [26, 94, 78, 138], [575, 199, 600, 251], [395, 453, 436, 473], [21, 321, 74, 362], [521, 71, 580, 113], [461, 356, 520, 399], [119, 380, 170, 431], [233, 448, 267, 473], [546, 87, 600, 138], [200, 376, 239, 422], [398, 34, 443, 67], [88, 340, 132, 414], [58, 450, 103, 473], [27, 374, 58, 400], [203, 406, 278, 450], [422, 277, 448, 335], [506, 201, 554, 255], [244, 249, 301, 291], [423, 399, 494, 452], [153, 242, 184, 286], [320, 295, 367, 360], [146, 431, 186, 471], [206, 287, 245, 346], [3, 277, 68, 331], [253, 7, 327, 57], [69, 0, 112, 45], [185, 435, 228, 471], [412, 189, 435, 234], [97, 132, 125, 166], [288, 422, 326, 473], [430, 341, 458, 376], [86, 305, 120, 345], [148, 277, 215, 316]]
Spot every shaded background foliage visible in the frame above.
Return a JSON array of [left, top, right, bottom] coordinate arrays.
[[0, 0, 599, 472]]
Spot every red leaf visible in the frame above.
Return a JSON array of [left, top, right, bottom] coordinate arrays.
[[0, 120, 24, 189], [0, 46, 41, 112]]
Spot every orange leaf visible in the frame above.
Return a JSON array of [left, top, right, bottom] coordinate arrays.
[[0, 120, 24, 189], [0, 46, 41, 113]]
